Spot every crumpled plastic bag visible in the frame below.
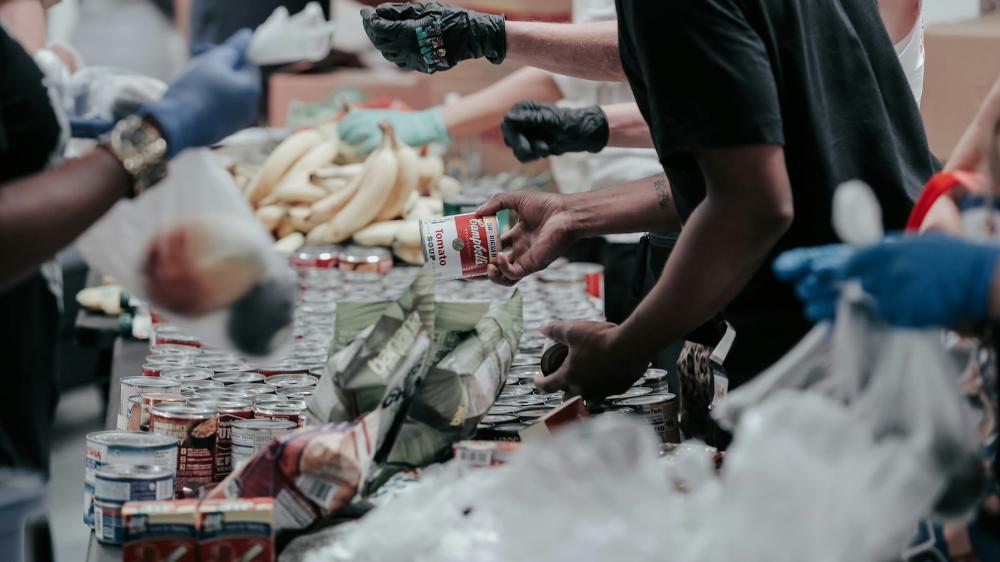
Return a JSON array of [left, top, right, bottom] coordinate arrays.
[[248, 1, 336, 66], [76, 150, 296, 357]]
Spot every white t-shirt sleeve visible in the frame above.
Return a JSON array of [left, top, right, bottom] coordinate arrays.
[[894, 5, 925, 106]]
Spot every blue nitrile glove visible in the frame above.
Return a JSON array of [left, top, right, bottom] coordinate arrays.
[[844, 234, 1000, 328], [70, 116, 115, 139], [774, 244, 854, 322], [140, 29, 261, 158], [338, 107, 450, 155]]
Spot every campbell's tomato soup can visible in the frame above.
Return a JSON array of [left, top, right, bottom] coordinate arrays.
[[253, 400, 307, 428], [149, 403, 218, 495], [84, 431, 177, 528], [292, 245, 342, 270], [126, 392, 186, 432], [419, 213, 503, 280], [188, 398, 253, 482]]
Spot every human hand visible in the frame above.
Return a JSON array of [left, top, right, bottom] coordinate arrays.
[[773, 244, 854, 322], [141, 29, 261, 158], [476, 191, 578, 286], [338, 107, 449, 155], [501, 102, 609, 162], [844, 234, 1000, 328], [534, 321, 648, 402], [360, 2, 506, 73]]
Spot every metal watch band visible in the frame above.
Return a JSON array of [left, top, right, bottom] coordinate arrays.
[[105, 115, 169, 198]]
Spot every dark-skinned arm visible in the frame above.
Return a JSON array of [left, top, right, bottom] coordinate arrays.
[[616, 145, 793, 357], [0, 148, 133, 290]]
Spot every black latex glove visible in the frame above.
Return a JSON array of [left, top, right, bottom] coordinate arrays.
[[501, 101, 610, 163], [360, 2, 506, 74]]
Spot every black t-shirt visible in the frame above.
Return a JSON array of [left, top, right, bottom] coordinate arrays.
[[616, 0, 939, 385], [0, 27, 61, 183]]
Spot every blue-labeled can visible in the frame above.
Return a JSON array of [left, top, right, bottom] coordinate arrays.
[[93, 499, 125, 545], [84, 431, 177, 528], [94, 464, 175, 506]]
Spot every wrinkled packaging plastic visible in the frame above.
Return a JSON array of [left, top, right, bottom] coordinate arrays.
[[248, 2, 336, 66], [76, 150, 296, 358]]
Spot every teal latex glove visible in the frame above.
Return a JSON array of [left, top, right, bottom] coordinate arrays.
[[338, 107, 449, 155]]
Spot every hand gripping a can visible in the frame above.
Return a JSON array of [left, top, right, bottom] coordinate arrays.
[[534, 320, 650, 403], [475, 191, 579, 286]]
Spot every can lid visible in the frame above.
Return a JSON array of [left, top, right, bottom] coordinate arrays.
[[227, 383, 276, 395], [255, 400, 307, 414], [276, 385, 316, 396], [643, 369, 669, 382], [212, 371, 266, 384], [494, 395, 547, 407], [87, 431, 178, 448], [264, 374, 319, 388], [613, 393, 676, 407], [121, 376, 181, 388], [159, 367, 214, 382], [96, 464, 172, 480], [480, 414, 518, 425], [486, 405, 520, 416], [188, 398, 252, 412], [603, 387, 653, 403], [492, 423, 527, 432], [149, 402, 217, 418]]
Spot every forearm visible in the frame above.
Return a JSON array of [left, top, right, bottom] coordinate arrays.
[[603, 102, 654, 148], [0, 149, 132, 289], [618, 196, 790, 356], [442, 67, 562, 139], [504, 20, 624, 82], [567, 173, 682, 236]]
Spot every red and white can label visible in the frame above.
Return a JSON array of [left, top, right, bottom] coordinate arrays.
[[420, 214, 502, 281]]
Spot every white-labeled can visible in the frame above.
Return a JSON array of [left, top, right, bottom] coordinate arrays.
[[419, 213, 502, 280], [117, 376, 182, 430], [84, 431, 177, 528], [230, 419, 297, 469], [94, 464, 175, 505], [613, 393, 680, 444]]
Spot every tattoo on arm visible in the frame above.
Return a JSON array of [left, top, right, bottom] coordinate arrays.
[[653, 175, 672, 210]]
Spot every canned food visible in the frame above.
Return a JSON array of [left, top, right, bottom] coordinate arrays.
[[93, 499, 124, 545], [212, 371, 266, 385], [292, 245, 342, 269], [603, 387, 653, 405], [499, 385, 534, 398], [508, 365, 542, 382], [544, 397, 564, 407], [251, 394, 289, 407], [118, 376, 182, 431], [540, 341, 568, 375], [187, 398, 253, 481], [510, 354, 541, 368], [84, 431, 177, 528], [149, 403, 218, 494], [193, 387, 259, 401], [154, 332, 201, 348], [148, 344, 201, 358], [486, 405, 520, 416], [253, 400, 307, 427], [264, 374, 318, 388], [494, 395, 547, 408], [612, 393, 680, 444], [419, 213, 503, 280], [480, 414, 519, 426], [178, 380, 224, 393], [563, 262, 604, 301], [275, 385, 315, 398], [227, 383, 275, 396], [643, 369, 670, 392], [141, 357, 190, 377], [516, 406, 554, 423], [339, 246, 393, 273], [231, 419, 297, 469], [257, 362, 309, 376], [197, 361, 253, 374], [126, 392, 186, 432], [159, 367, 214, 383], [94, 464, 174, 505], [505, 375, 519, 386]]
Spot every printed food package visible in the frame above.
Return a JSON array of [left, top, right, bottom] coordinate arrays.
[[122, 499, 199, 562], [198, 498, 274, 562], [211, 276, 434, 530]]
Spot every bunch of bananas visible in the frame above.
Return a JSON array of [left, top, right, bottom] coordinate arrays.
[[240, 123, 461, 264]]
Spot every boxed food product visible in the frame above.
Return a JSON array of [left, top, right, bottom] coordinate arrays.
[[198, 498, 274, 562], [122, 499, 199, 562], [474, 397, 588, 442]]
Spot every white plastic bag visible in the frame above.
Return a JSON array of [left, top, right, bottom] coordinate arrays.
[[248, 2, 336, 66], [76, 150, 295, 357]]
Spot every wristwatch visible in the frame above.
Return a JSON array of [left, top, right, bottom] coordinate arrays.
[[104, 115, 169, 198]]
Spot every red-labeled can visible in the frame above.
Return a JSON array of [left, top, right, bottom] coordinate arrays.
[[153, 333, 201, 348], [563, 262, 604, 301], [193, 388, 259, 402], [253, 400, 307, 428], [187, 398, 253, 481], [419, 213, 502, 280], [148, 403, 218, 494], [148, 344, 201, 358], [126, 392, 187, 432], [291, 245, 342, 270], [339, 245, 393, 273]]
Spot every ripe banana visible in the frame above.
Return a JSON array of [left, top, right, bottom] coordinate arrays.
[[375, 130, 419, 221], [435, 175, 462, 199], [314, 123, 400, 243], [404, 196, 443, 221], [392, 241, 424, 265], [262, 140, 340, 205], [415, 155, 444, 196], [307, 173, 362, 226], [352, 220, 406, 247], [287, 206, 313, 233], [246, 129, 324, 205], [255, 205, 287, 233], [274, 232, 305, 254]]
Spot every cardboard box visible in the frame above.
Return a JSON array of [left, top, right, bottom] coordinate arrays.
[[921, 15, 1000, 160], [198, 498, 275, 562], [122, 499, 199, 562]]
